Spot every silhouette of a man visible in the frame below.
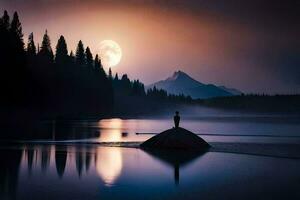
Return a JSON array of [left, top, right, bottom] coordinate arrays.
[[174, 111, 180, 128]]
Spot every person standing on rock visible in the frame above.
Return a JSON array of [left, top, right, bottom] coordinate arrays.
[[174, 111, 180, 128]]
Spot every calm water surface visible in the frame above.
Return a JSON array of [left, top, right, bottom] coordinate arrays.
[[39, 116, 300, 143], [1, 115, 300, 199], [1, 145, 300, 200]]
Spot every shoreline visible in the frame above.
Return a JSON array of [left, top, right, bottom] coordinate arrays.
[[1, 140, 300, 159]]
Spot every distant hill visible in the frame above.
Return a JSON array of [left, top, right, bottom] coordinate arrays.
[[147, 71, 239, 99]]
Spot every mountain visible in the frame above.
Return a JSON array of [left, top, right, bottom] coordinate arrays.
[[147, 71, 238, 99], [218, 86, 243, 95]]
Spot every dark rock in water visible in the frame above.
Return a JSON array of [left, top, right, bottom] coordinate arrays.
[[142, 148, 205, 167], [140, 127, 210, 150], [141, 128, 209, 185]]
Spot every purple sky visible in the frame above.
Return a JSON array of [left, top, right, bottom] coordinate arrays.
[[1, 0, 299, 94]]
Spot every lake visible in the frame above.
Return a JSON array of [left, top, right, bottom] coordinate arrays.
[[1, 114, 300, 199], [1, 145, 300, 200], [33, 114, 300, 144]]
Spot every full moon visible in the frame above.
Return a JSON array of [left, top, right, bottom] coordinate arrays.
[[99, 40, 122, 68]]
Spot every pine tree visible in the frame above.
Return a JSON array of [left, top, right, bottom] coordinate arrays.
[[114, 73, 119, 81], [27, 32, 36, 57], [10, 11, 25, 67], [94, 54, 100, 70], [0, 11, 10, 64], [0, 10, 10, 30], [75, 40, 85, 66], [120, 74, 131, 94], [112, 73, 119, 88], [10, 12, 24, 50], [94, 54, 106, 75], [38, 30, 54, 64], [85, 46, 93, 69], [55, 35, 68, 65], [108, 67, 113, 80], [95, 54, 107, 80], [0, 10, 11, 101], [69, 51, 75, 64]]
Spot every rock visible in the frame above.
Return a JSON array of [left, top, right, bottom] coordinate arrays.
[[140, 127, 210, 150]]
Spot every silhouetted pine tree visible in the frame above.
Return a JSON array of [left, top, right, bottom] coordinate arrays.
[[108, 67, 113, 80], [0, 11, 11, 105], [119, 74, 131, 94], [27, 32, 36, 57], [38, 30, 54, 65], [94, 54, 100, 70], [69, 51, 75, 64], [0, 10, 10, 67], [146, 86, 191, 102], [0, 11, 36, 107], [114, 73, 119, 81], [0, 12, 114, 118], [94, 54, 106, 79], [10, 11, 26, 78], [131, 80, 145, 96], [112, 73, 119, 89], [85, 47, 93, 69], [10, 12, 24, 54], [75, 40, 85, 66], [0, 10, 10, 30], [55, 35, 68, 65]]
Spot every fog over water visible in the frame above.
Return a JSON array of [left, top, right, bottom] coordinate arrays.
[[21, 105, 299, 144]]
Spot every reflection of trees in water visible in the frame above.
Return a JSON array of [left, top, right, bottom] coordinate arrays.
[[24, 145, 95, 178], [0, 149, 22, 200], [0, 144, 125, 199], [41, 146, 51, 173], [85, 146, 92, 172], [26, 148, 35, 173], [66, 146, 123, 184], [24, 145, 69, 178], [55, 147, 67, 178], [76, 149, 84, 177], [75, 146, 97, 177]]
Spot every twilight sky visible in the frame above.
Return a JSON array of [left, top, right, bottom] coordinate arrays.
[[1, 0, 299, 94]]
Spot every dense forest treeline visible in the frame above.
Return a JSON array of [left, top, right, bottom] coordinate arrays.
[[0, 10, 113, 117], [112, 73, 192, 103], [0, 10, 192, 118]]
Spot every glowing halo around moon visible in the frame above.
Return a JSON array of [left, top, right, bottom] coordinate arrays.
[[99, 40, 122, 68]]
